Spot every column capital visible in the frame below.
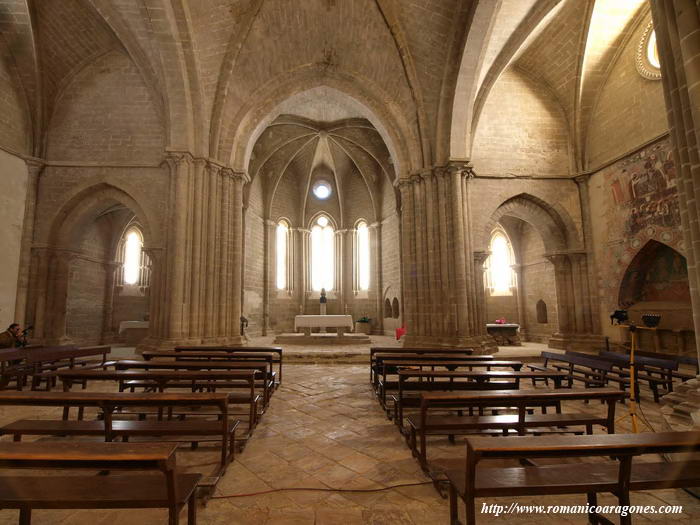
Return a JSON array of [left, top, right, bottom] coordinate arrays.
[[473, 250, 490, 265], [163, 151, 194, 168], [24, 157, 46, 177], [574, 173, 590, 185]]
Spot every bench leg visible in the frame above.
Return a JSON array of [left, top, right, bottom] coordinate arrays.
[[448, 483, 460, 525], [188, 494, 197, 524], [19, 506, 31, 525], [587, 493, 598, 524]]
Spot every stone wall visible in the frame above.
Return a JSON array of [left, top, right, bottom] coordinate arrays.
[[0, 150, 27, 328], [585, 15, 668, 170]]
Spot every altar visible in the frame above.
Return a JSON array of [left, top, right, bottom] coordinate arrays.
[[486, 323, 522, 346], [294, 315, 354, 336]]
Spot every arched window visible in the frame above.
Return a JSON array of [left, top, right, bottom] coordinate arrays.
[[116, 225, 150, 288], [485, 230, 515, 296], [311, 215, 335, 291], [276, 220, 289, 290], [536, 300, 548, 324], [356, 220, 370, 291]]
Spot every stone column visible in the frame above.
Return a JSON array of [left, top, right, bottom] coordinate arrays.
[[474, 251, 490, 337], [203, 164, 220, 342], [650, 0, 700, 432], [370, 222, 382, 333], [101, 261, 119, 343], [399, 162, 494, 351], [14, 159, 44, 326], [228, 170, 246, 344], [262, 219, 276, 336], [188, 159, 206, 339], [574, 175, 602, 334], [141, 247, 164, 344], [512, 263, 527, 339], [163, 153, 192, 343], [219, 169, 232, 340]]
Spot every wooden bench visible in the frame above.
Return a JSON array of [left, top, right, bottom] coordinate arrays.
[[0, 391, 238, 474], [0, 441, 199, 524], [27, 345, 112, 390], [53, 369, 261, 434], [528, 351, 612, 389], [409, 388, 625, 470], [173, 346, 283, 387], [445, 431, 700, 525], [114, 359, 274, 408], [372, 353, 494, 393], [624, 348, 698, 381], [369, 347, 482, 383], [592, 351, 678, 402], [377, 360, 522, 409], [393, 370, 569, 427]]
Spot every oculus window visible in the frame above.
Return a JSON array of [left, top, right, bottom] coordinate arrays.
[[312, 180, 332, 200], [636, 22, 661, 80], [311, 215, 335, 291]]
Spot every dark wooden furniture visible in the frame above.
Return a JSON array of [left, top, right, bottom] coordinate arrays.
[[369, 347, 482, 382], [596, 350, 678, 402], [0, 391, 237, 473], [410, 388, 625, 470], [114, 359, 274, 408], [623, 348, 699, 378], [393, 370, 569, 426], [53, 369, 260, 432], [377, 360, 523, 408], [0, 441, 200, 524], [173, 346, 283, 386], [528, 351, 613, 389], [445, 431, 700, 525]]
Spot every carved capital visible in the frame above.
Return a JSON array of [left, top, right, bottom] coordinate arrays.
[[24, 158, 46, 178], [473, 250, 490, 265], [163, 151, 193, 170]]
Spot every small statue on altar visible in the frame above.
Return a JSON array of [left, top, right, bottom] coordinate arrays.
[[320, 288, 327, 315]]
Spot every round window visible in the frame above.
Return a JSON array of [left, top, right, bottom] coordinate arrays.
[[312, 181, 332, 200], [636, 22, 661, 80]]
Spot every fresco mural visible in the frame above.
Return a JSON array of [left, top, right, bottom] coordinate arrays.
[[596, 138, 686, 311]]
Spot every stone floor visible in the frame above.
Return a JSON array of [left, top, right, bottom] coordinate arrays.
[[0, 363, 698, 524]]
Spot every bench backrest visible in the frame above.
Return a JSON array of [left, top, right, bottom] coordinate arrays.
[[624, 349, 699, 371], [541, 351, 613, 371], [599, 350, 678, 371]]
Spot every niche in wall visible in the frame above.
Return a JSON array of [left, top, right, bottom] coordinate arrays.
[[384, 298, 392, 318], [392, 298, 400, 319], [618, 240, 693, 351], [536, 300, 548, 324]]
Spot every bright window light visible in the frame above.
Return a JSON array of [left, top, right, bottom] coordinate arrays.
[[489, 232, 514, 295], [357, 221, 370, 290], [647, 30, 660, 69], [311, 216, 334, 291], [313, 181, 332, 200], [276, 221, 288, 290], [123, 231, 142, 285]]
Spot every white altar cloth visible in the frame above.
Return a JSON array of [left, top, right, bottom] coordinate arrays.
[[294, 315, 353, 331], [118, 321, 150, 334]]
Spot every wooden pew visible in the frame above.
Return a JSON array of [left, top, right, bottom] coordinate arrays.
[[528, 351, 612, 389], [0, 441, 199, 524], [624, 348, 699, 380], [445, 431, 700, 525], [26, 345, 112, 390], [173, 346, 283, 387], [409, 388, 625, 470], [393, 370, 569, 427], [114, 359, 274, 408], [0, 348, 28, 390], [596, 350, 678, 402], [372, 353, 496, 393], [0, 391, 237, 474], [53, 369, 260, 433], [369, 347, 482, 382], [377, 360, 523, 409]]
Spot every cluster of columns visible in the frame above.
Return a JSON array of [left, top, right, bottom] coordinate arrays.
[[398, 162, 492, 350], [145, 153, 247, 347]]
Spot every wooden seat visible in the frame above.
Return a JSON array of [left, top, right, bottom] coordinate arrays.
[[0, 441, 199, 524], [444, 431, 700, 525]]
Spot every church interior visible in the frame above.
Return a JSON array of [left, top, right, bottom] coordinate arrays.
[[1, 0, 700, 523]]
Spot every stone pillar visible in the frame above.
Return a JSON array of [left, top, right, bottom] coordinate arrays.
[[512, 263, 527, 337], [188, 159, 206, 339], [14, 159, 44, 326], [101, 262, 119, 343], [141, 247, 164, 345], [262, 219, 276, 336], [370, 222, 382, 333], [228, 170, 246, 344], [473, 251, 490, 337], [574, 175, 602, 334], [163, 153, 192, 343], [650, 0, 700, 432], [399, 162, 494, 351], [202, 163, 220, 342], [219, 170, 232, 340]]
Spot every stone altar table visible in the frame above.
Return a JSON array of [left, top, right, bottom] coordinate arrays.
[[294, 315, 354, 336], [486, 323, 522, 346]]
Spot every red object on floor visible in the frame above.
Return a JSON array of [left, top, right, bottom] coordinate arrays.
[[395, 325, 406, 340]]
